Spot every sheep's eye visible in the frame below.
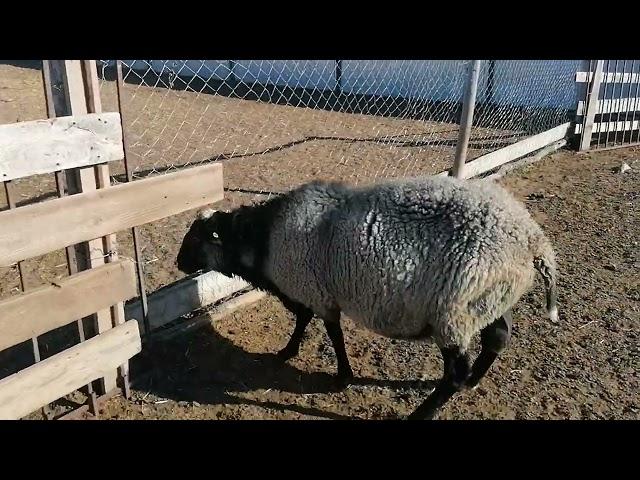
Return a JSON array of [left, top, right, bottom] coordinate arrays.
[[208, 231, 221, 244]]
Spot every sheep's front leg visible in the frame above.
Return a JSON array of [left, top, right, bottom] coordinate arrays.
[[276, 304, 313, 361], [322, 309, 354, 389]]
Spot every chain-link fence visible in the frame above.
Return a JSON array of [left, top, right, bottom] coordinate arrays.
[[90, 59, 581, 298], [97, 60, 579, 192]]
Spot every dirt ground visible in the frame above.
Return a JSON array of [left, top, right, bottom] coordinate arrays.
[[1, 63, 638, 420]]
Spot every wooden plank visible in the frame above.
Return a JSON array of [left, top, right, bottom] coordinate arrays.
[[579, 60, 604, 151], [42, 61, 81, 280], [0, 260, 137, 353], [484, 140, 566, 181], [0, 113, 123, 182], [78, 60, 121, 394], [0, 162, 224, 267], [57, 387, 120, 420], [576, 97, 640, 115], [64, 60, 89, 113], [576, 71, 640, 84], [3, 181, 42, 366], [47, 59, 118, 395], [82, 59, 103, 113], [126, 270, 250, 333], [575, 120, 640, 134], [128, 289, 266, 391], [0, 320, 141, 420], [446, 122, 571, 179], [43, 61, 105, 405], [152, 289, 267, 342], [45, 60, 73, 118]]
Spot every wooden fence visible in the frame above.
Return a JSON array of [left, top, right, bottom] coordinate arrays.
[[0, 61, 224, 419]]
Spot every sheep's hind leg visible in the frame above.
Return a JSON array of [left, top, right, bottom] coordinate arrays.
[[322, 309, 354, 389], [465, 309, 513, 391], [407, 346, 471, 420], [276, 301, 314, 361]]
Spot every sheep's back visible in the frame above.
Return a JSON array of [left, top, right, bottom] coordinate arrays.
[[317, 177, 543, 342]]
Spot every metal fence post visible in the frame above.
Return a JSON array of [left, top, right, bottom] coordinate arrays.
[[486, 60, 496, 105], [228, 60, 238, 89], [451, 60, 481, 178]]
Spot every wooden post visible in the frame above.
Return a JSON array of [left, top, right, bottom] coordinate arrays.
[[41, 60, 94, 417], [580, 60, 604, 151], [82, 60, 133, 397], [43, 60, 120, 395], [451, 60, 481, 178], [2, 181, 43, 416]]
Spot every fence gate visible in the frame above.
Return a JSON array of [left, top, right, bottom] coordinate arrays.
[[575, 59, 640, 151]]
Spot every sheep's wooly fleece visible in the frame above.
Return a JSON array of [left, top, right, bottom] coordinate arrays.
[[263, 175, 557, 351]]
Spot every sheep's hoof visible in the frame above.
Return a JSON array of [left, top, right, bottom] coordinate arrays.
[[463, 377, 481, 391], [406, 410, 436, 421], [275, 347, 298, 362], [334, 372, 354, 390]]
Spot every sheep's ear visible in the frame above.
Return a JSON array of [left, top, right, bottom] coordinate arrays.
[[198, 208, 217, 220], [231, 212, 252, 242]]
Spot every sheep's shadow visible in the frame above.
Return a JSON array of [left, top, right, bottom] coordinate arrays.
[[131, 323, 437, 419]]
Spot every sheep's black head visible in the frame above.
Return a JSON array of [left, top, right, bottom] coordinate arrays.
[[177, 207, 256, 278], [177, 208, 231, 276]]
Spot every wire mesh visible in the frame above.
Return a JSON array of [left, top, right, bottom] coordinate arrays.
[[471, 60, 580, 158], [97, 60, 580, 194]]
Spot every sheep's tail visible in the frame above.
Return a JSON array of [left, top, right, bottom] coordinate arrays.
[[532, 242, 558, 323]]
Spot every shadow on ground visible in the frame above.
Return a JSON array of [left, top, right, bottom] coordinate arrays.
[[131, 323, 436, 419]]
